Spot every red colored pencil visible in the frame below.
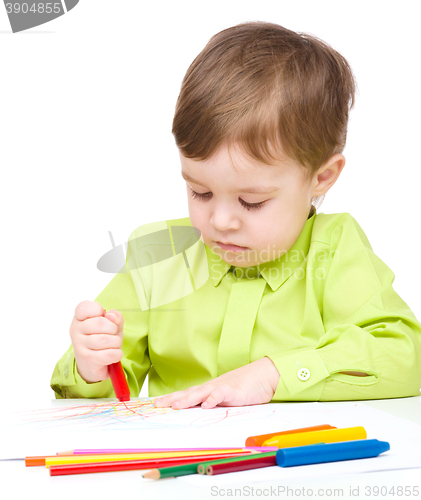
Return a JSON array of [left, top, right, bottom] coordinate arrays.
[[245, 424, 336, 447], [49, 452, 252, 476], [204, 454, 277, 475]]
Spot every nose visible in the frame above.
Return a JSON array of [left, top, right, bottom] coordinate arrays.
[[210, 203, 241, 232]]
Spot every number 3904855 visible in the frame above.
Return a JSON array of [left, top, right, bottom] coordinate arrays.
[[5, 3, 62, 14]]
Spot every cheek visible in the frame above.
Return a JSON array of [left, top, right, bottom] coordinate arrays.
[[251, 213, 293, 248], [187, 200, 206, 230]]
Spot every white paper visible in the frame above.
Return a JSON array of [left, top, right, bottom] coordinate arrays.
[[1, 398, 421, 485]]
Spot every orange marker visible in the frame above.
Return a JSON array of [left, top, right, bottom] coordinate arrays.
[[245, 424, 336, 447]]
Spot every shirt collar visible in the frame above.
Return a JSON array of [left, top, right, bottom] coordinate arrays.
[[205, 211, 317, 291]]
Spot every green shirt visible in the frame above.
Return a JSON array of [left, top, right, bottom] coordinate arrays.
[[51, 211, 421, 401]]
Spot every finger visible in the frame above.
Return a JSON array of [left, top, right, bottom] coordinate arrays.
[[201, 386, 230, 409], [170, 386, 215, 409], [151, 393, 170, 406], [76, 316, 120, 335], [153, 389, 192, 408], [81, 347, 124, 367], [74, 300, 105, 321], [153, 384, 203, 407], [104, 309, 124, 338], [76, 363, 109, 382], [83, 333, 123, 351]]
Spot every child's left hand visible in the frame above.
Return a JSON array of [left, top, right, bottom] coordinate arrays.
[[153, 357, 280, 409]]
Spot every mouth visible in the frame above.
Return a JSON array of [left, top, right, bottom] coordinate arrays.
[[215, 241, 250, 252]]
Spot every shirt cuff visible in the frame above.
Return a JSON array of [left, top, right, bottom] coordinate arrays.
[[266, 348, 330, 401], [54, 350, 113, 399]]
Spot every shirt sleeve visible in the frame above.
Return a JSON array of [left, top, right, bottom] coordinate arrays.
[[50, 238, 151, 399], [267, 213, 421, 401]]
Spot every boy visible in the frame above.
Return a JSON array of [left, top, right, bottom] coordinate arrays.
[[51, 21, 421, 408]]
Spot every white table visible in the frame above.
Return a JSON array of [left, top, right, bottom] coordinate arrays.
[[1, 397, 420, 500]]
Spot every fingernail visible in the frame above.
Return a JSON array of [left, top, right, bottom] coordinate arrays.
[[107, 313, 116, 322]]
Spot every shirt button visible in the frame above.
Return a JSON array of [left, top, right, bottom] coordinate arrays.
[[63, 367, 68, 377], [297, 368, 311, 381]]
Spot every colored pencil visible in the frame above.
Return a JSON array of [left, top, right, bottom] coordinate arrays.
[[263, 426, 367, 448], [25, 454, 73, 467], [45, 449, 255, 468], [143, 451, 279, 479], [49, 452, 252, 476], [197, 451, 278, 474], [245, 424, 336, 447], [26, 456, 59, 467], [142, 462, 202, 479], [204, 454, 278, 475], [63, 447, 275, 455]]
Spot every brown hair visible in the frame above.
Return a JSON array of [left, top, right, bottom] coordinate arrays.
[[172, 21, 357, 181]]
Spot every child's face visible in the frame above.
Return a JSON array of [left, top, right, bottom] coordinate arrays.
[[179, 143, 320, 267]]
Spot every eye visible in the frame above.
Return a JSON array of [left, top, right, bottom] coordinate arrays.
[[188, 187, 265, 211], [239, 199, 265, 211], [189, 187, 212, 201]]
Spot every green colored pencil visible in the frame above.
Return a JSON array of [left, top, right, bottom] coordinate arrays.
[[142, 461, 203, 479]]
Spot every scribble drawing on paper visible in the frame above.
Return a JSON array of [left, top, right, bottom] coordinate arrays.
[[9, 399, 289, 431], [14, 400, 176, 430]]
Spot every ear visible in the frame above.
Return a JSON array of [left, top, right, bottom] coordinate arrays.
[[311, 154, 346, 197]]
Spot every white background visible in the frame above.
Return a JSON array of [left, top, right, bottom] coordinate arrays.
[[0, 1, 420, 405]]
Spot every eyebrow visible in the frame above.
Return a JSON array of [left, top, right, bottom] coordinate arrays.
[[181, 172, 279, 194]]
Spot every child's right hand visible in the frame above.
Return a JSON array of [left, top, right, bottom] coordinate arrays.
[[69, 300, 124, 383]]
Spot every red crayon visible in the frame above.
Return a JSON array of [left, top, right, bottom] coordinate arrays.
[[104, 309, 130, 402]]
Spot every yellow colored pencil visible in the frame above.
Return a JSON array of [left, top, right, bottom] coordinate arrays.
[[45, 449, 254, 468], [263, 426, 367, 448]]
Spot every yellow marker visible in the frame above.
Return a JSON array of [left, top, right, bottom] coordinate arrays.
[[263, 426, 367, 448], [44, 449, 252, 468]]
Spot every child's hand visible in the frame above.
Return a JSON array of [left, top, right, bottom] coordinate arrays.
[[69, 300, 124, 383], [154, 357, 280, 409]]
